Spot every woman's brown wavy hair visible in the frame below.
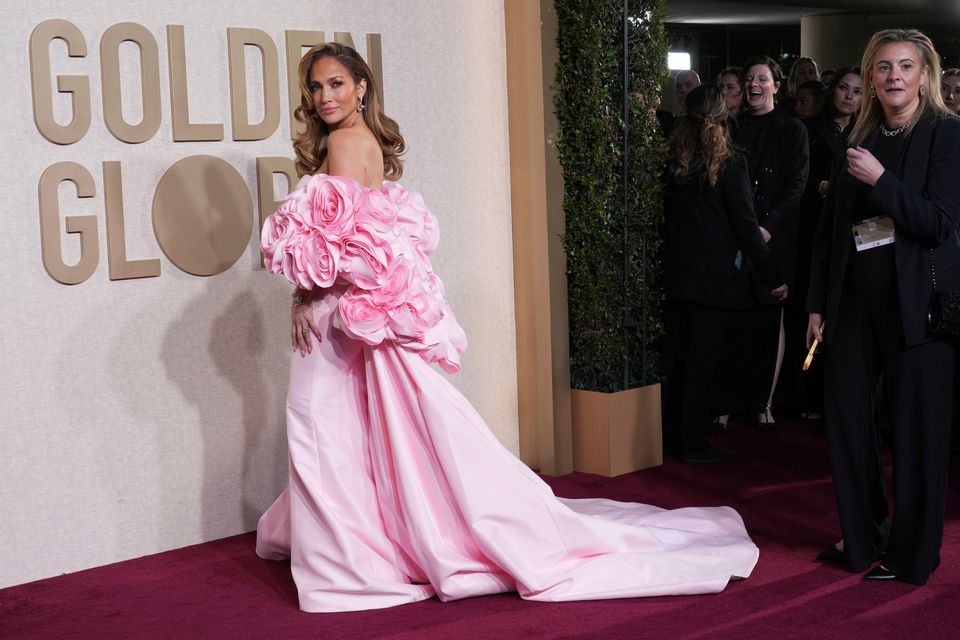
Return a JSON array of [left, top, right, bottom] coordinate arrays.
[[667, 84, 734, 187], [293, 42, 406, 179]]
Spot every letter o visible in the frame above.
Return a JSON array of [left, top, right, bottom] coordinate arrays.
[[152, 155, 254, 276]]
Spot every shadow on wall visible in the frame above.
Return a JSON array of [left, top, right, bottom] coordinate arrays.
[[161, 283, 288, 540], [104, 270, 289, 557]]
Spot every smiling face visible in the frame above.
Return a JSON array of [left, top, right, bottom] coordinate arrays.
[[833, 73, 863, 118], [942, 75, 960, 114], [870, 41, 926, 120], [719, 72, 742, 112], [743, 64, 780, 115], [308, 56, 366, 130]]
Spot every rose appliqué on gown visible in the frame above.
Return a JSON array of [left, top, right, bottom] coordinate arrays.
[[261, 174, 467, 373]]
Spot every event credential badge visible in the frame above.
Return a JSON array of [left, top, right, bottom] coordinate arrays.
[[852, 216, 895, 252]]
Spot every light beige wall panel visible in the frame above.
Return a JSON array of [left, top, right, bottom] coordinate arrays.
[[0, 0, 515, 588]]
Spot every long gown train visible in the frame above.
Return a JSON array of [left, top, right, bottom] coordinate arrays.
[[256, 286, 759, 613]]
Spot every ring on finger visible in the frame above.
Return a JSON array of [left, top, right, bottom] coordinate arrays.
[[301, 329, 310, 335]]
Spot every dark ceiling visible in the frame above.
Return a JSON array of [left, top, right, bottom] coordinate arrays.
[[664, 0, 958, 24]]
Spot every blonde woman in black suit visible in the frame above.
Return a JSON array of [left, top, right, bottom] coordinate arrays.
[[808, 29, 960, 584]]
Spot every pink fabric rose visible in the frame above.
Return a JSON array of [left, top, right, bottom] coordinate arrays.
[[303, 174, 359, 241], [260, 209, 303, 275], [356, 188, 398, 228], [340, 222, 395, 289], [335, 287, 392, 345], [384, 182, 439, 256], [300, 231, 341, 288], [369, 261, 412, 307], [262, 174, 468, 371]]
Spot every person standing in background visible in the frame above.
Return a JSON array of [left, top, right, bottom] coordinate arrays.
[[780, 67, 863, 420], [788, 57, 821, 96], [793, 80, 827, 121], [941, 68, 960, 114], [808, 29, 960, 584], [820, 68, 838, 89], [718, 67, 744, 119], [782, 56, 820, 113], [714, 56, 809, 433], [662, 85, 787, 461], [675, 69, 701, 113]]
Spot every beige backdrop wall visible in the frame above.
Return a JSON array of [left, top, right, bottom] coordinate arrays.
[[0, 0, 517, 588]]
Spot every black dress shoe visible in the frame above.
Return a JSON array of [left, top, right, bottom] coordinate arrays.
[[863, 564, 898, 581], [816, 545, 845, 564], [681, 446, 733, 462]]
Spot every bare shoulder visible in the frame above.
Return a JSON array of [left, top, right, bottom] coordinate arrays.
[[327, 127, 378, 155], [326, 127, 383, 187]]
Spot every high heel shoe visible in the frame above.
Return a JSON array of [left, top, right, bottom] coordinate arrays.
[[755, 405, 777, 433]]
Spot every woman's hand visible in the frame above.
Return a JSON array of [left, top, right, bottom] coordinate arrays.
[[292, 295, 321, 356], [770, 283, 788, 301], [806, 312, 823, 349], [846, 147, 884, 187]]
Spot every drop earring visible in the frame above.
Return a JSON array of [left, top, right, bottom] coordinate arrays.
[[870, 87, 877, 98], [920, 85, 926, 96], [356, 96, 366, 113]]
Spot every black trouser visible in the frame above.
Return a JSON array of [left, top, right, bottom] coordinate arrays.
[[778, 300, 823, 415], [714, 304, 781, 416], [824, 248, 954, 584], [662, 299, 727, 456]]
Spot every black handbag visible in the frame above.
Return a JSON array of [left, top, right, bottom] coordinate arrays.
[[927, 249, 960, 338]]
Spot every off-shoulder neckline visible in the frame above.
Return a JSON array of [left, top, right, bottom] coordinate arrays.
[[309, 172, 396, 195]]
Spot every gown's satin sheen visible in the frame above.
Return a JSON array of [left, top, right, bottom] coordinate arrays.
[[256, 286, 759, 613]]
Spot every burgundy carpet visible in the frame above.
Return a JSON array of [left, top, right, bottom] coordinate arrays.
[[3, 418, 960, 640]]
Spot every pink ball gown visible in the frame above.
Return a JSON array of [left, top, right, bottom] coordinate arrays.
[[256, 174, 759, 612]]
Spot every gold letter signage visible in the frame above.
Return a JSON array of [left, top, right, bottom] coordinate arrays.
[[29, 19, 384, 284]]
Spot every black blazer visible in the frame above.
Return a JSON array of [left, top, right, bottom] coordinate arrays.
[[664, 153, 784, 310], [737, 107, 810, 291], [807, 109, 960, 347]]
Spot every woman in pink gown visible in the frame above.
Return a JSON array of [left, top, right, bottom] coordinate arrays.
[[256, 42, 760, 613]]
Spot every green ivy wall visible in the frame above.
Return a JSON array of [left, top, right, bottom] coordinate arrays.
[[554, 0, 667, 392]]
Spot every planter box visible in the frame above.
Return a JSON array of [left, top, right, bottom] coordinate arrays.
[[571, 384, 662, 476]]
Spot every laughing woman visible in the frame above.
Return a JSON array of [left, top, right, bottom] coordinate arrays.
[[715, 56, 809, 432], [807, 29, 960, 584]]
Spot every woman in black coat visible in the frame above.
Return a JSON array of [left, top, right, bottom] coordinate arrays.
[[715, 56, 809, 431], [807, 29, 960, 584], [662, 85, 788, 462]]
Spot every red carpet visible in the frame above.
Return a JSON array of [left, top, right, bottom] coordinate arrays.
[[3, 418, 960, 639]]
